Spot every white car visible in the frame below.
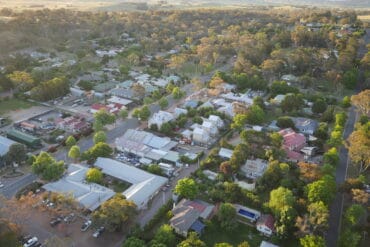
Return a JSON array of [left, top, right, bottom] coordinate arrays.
[[23, 237, 38, 247], [81, 220, 92, 232], [0, 183, 4, 188]]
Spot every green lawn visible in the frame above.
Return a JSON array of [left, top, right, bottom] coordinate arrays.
[[201, 220, 266, 247], [0, 98, 36, 115]]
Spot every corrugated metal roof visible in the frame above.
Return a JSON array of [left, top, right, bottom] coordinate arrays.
[[0, 136, 16, 156]]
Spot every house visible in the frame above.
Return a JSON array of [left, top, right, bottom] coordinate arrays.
[[220, 92, 253, 105], [257, 214, 275, 237], [183, 100, 198, 109], [292, 117, 318, 135], [260, 241, 279, 247], [43, 164, 115, 211], [272, 94, 286, 105], [202, 120, 218, 136], [279, 128, 306, 161], [158, 162, 175, 176], [173, 108, 188, 118], [192, 128, 210, 145], [148, 111, 174, 129], [95, 158, 168, 210], [107, 96, 133, 107], [110, 88, 138, 100], [203, 170, 218, 181], [279, 128, 306, 151], [0, 136, 17, 166], [218, 148, 233, 159], [281, 74, 298, 84], [170, 199, 215, 237], [208, 115, 224, 129], [56, 116, 91, 134], [241, 159, 269, 179]]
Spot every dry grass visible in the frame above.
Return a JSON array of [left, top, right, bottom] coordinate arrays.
[[358, 15, 370, 22]]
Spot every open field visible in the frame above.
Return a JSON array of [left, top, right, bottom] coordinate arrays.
[[0, 98, 36, 115], [358, 15, 370, 22]]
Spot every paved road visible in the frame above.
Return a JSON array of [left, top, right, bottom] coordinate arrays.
[[325, 105, 357, 246], [0, 173, 38, 198]]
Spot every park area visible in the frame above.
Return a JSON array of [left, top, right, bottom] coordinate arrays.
[[0, 98, 35, 115]]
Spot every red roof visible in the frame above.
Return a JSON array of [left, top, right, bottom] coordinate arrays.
[[279, 128, 306, 150], [189, 201, 206, 213], [257, 214, 275, 232]]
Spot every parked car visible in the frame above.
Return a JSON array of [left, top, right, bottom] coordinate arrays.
[[0, 183, 4, 188], [50, 217, 62, 227], [64, 213, 75, 223], [81, 220, 92, 231], [23, 237, 38, 247], [92, 226, 105, 238]]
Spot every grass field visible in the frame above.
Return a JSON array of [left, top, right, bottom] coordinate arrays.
[[201, 220, 266, 247], [0, 98, 36, 115]]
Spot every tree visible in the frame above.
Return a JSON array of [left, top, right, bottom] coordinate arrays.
[[139, 106, 151, 121], [276, 116, 295, 129], [175, 178, 198, 200], [0, 219, 20, 247], [217, 203, 237, 231], [312, 99, 327, 114], [177, 232, 206, 247], [344, 204, 365, 226], [342, 96, 351, 108], [299, 235, 326, 247], [323, 148, 339, 167], [346, 122, 370, 174], [219, 161, 232, 176], [119, 109, 128, 119], [306, 175, 336, 205], [237, 242, 250, 247], [172, 87, 184, 99], [92, 194, 137, 232], [268, 187, 295, 215], [281, 94, 304, 113], [275, 206, 297, 238], [351, 90, 370, 115], [214, 244, 233, 247], [30, 77, 69, 101], [5, 143, 27, 165], [246, 105, 265, 125], [65, 135, 76, 148], [123, 237, 147, 247], [94, 131, 107, 144], [231, 114, 247, 130], [86, 168, 103, 184], [209, 75, 224, 88], [31, 152, 65, 181], [298, 162, 321, 182], [94, 109, 116, 126], [87, 142, 113, 160], [253, 96, 265, 110], [147, 164, 163, 176], [68, 145, 80, 161], [160, 122, 173, 135], [339, 229, 361, 247], [152, 224, 176, 247], [7, 70, 34, 91], [351, 189, 369, 205], [342, 68, 358, 89], [307, 201, 329, 232], [159, 97, 169, 110]]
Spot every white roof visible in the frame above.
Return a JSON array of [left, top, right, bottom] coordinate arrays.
[[260, 241, 279, 247], [218, 148, 233, 159], [94, 158, 168, 209], [42, 164, 115, 211], [0, 136, 16, 156], [108, 96, 133, 106], [220, 92, 253, 105]]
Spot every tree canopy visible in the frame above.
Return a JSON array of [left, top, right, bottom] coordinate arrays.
[[31, 152, 65, 181], [174, 178, 199, 200]]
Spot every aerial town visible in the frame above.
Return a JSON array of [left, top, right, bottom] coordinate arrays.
[[0, 1, 369, 247]]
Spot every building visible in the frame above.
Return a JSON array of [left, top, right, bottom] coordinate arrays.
[[107, 96, 133, 107], [0, 136, 17, 166], [272, 94, 286, 105], [260, 241, 279, 247], [220, 92, 254, 105], [192, 127, 210, 145], [202, 120, 218, 136], [292, 117, 318, 135], [148, 111, 174, 129], [43, 164, 115, 211], [6, 129, 41, 148], [218, 148, 233, 159], [173, 108, 188, 118], [170, 199, 215, 237], [208, 115, 224, 129], [158, 162, 175, 176], [203, 170, 218, 181], [56, 116, 91, 134], [94, 158, 168, 209], [279, 128, 306, 161], [241, 159, 269, 179], [256, 214, 275, 237]]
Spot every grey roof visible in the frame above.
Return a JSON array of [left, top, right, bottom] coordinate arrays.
[[94, 158, 168, 209], [292, 117, 318, 134], [218, 148, 233, 159], [42, 164, 115, 211], [0, 136, 16, 156]]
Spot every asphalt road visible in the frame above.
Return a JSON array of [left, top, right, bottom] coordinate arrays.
[[0, 173, 38, 199], [325, 108, 357, 247]]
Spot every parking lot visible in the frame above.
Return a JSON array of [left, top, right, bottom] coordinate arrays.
[[20, 203, 124, 247]]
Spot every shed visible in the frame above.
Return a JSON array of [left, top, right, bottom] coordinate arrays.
[[7, 129, 41, 148]]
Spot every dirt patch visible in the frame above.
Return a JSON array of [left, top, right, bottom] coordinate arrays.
[[5, 106, 52, 122]]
